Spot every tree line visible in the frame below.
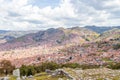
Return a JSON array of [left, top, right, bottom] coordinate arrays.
[[1, 60, 120, 76]]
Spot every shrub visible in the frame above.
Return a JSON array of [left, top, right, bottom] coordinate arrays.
[[107, 62, 120, 69], [40, 62, 60, 71], [20, 62, 60, 76], [61, 63, 80, 68], [20, 65, 36, 76]]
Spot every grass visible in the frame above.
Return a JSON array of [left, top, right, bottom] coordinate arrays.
[[34, 72, 67, 80], [35, 75, 67, 80], [9, 76, 17, 80], [8, 72, 68, 80]]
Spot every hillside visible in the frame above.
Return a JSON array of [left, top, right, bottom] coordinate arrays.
[[97, 28, 120, 41], [57, 40, 120, 66], [0, 30, 39, 43], [0, 27, 99, 51]]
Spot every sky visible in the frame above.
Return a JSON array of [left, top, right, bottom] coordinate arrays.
[[0, 0, 120, 30]]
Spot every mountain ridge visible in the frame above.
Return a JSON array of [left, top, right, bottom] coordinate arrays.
[[0, 27, 99, 51], [85, 26, 120, 33]]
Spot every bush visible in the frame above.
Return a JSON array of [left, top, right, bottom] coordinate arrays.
[[18, 61, 120, 77], [61, 63, 100, 69], [20, 65, 36, 76], [20, 62, 60, 76], [61, 63, 80, 68], [20, 65, 28, 76], [107, 62, 120, 69], [40, 62, 60, 71]]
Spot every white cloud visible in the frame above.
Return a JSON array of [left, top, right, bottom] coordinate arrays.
[[0, 0, 120, 30], [104, 0, 120, 8]]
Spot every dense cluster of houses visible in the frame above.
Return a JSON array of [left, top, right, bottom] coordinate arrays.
[[0, 40, 119, 68]]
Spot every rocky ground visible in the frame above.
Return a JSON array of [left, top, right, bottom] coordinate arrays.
[[63, 68, 120, 80], [3, 68, 120, 80]]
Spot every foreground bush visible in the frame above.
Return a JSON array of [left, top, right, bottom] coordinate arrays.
[[20, 62, 101, 76], [106, 62, 120, 69], [20, 65, 36, 76], [20, 62, 60, 76], [40, 62, 60, 71]]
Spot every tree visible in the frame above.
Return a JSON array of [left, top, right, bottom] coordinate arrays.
[[0, 60, 15, 75], [20, 65, 28, 76], [40, 62, 60, 71], [27, 66, 36, 76], [20, 65, 36, 76]]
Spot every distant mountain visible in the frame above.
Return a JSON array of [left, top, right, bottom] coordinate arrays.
[[2, 36, 15, 41], [0, 27, 99, 50], [0, 30, 39, 43], [0, 30, 9, 34], [26, 27, 99, 43], [0, 30, 38, 38], [0, 26, 120, 51], [85, 26, 120, 33]]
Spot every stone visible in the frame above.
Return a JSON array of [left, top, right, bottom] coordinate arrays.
[[22, 76, 26, 80], [0, 78, 3, 80], [28, 75, 33, 78], [13, 69, 20, 77], [45, 69, 53, 74]]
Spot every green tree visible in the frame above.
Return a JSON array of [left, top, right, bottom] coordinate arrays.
[[40, 62, 60, 71], [20, 65, 28, 76], [20, 65, 36, 76], [27, 66, 36, 76]]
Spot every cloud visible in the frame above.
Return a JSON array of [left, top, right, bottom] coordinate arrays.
[[0, 0, 120, 30]]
